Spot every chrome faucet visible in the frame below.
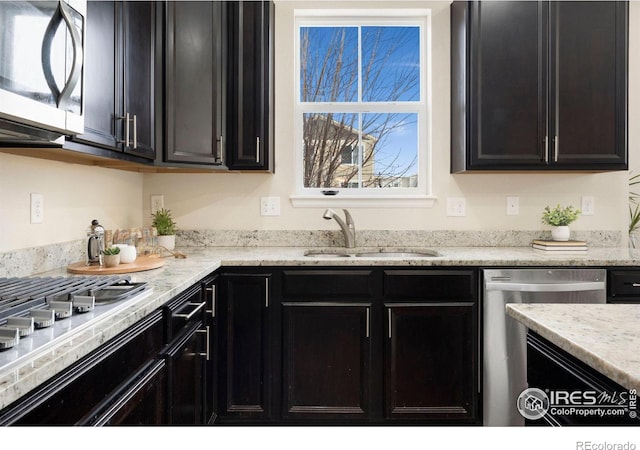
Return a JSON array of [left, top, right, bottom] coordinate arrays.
[[323, 208, 356, 248]]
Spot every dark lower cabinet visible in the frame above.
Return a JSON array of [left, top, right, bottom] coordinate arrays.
[[281, 302, 372, 421], [218, 272, 271, 421], [385, 303, 476, 421], [164, 282, 209, 425], [216, 267, 480, 425], [527, 332, 639, 426], [88, 360, 168, 426], [0, 310, 166, 425], [165, 321, 205, 425]]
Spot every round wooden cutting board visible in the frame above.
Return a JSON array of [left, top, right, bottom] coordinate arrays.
[[67, 255, 165, 275]]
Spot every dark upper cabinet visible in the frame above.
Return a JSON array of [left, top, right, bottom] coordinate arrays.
[[164, 1, 225, 165], [451, 1, 628, 172], [66, 1, 157, 161], [226, 0, 273, 171]]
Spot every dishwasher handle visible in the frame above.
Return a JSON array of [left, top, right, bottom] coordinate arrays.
[[485, 280, 605, 293]]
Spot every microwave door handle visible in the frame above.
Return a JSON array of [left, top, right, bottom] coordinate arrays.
[[41, 1, 84, 109], [484, 281, 605, 293]]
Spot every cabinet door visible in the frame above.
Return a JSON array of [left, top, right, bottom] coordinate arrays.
[[89, 360, 168, 425], [219, 273, 271, 420], [122, 1, 156, 160], [164, 1, 224, 165], [281, 302, 372, 421], [385, 303, 477, 422], [469, 1, 547, 169], [68, 1, 120, 150], [550, 1, 627, 168], [166, 321, 206, 425], [226, 1, 272, 170]]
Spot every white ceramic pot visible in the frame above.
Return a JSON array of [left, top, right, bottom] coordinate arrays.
[[157, 235, 176, 251], [551, 226, 570, 241], [115, 244, 137, 263], [103, 254, 120, 268]]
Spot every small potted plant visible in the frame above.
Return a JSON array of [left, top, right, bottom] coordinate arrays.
[[102, 246, 121, 268], [541, 204, 581, 241], [151, 208, 178, 250]]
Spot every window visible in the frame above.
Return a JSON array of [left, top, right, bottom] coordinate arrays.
[[293, 9, 432, 206]]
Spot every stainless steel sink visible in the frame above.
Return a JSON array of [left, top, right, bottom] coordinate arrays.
[[304, 248, 440, 258]]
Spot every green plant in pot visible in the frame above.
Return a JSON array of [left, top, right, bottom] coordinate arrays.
[[152, 208, 178, 250], [541, 204, 581, 241], [102, 246, 121, 267]]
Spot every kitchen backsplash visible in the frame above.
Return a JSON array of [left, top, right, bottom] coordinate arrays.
[[0, 229, 622, 278]]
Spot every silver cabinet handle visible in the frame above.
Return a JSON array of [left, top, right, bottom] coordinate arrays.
[[554, 135, 559, 162], [174, 301, 206, 320], [388, 308, 392, 339], [265, 277, 269, 308], [41, 1, 83, 109], [118, 113, 130, 146], [366, 307, 370, 338], [205, 286, 216, 318], [132, 114, 137, 149], [544, 136, 549, 163], [216, 135, 224, 163], [197, 326, 210, 360], [632, 283, 640, 287], [256, 137, 261, 164]]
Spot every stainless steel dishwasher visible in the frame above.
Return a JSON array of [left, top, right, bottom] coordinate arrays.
[[482, 268, 606, 426]]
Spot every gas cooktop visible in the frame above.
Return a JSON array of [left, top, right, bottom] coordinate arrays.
[[0, 275, 152, 373]]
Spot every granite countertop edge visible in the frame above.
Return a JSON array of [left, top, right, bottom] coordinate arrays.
[[506, 303, 640, 392], [1, 245, 639, 411]]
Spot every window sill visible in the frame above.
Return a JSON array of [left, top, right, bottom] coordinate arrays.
[[290, 194, 437, 208]]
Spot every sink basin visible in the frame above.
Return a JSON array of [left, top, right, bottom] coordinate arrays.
[[355, 250, 440, 258], [304, 248, 440, 258], [303, 249, 352, 258]]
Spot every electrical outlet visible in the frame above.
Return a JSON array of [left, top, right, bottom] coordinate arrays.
[[506, 196, 519, 216], [30, 193, 44, 224], [581, 196, 595, 216], [260, 197, 281, 216], [446, 197, 466, 217], [151, 195, 164, 214]]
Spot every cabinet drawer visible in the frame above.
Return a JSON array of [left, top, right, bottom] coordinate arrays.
[[383, 270, 477, 300], [281, 270, 375, 299], [608, 270, 640, 299]]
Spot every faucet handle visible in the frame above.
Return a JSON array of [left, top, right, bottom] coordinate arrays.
[[342, 209, 354, 227]]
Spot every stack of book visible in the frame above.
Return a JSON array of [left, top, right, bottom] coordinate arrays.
[[531, 239, 588, 254]]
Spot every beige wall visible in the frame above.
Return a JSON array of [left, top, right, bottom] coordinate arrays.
[[0, 153, 144, 252], [1, 1, 638, 252], [143, 1, 637, 234]]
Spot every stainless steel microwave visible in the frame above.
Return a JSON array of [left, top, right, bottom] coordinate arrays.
[[0, 0, 86, 144]]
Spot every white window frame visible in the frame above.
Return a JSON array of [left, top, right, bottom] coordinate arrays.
[[291, 9, 435, 208]]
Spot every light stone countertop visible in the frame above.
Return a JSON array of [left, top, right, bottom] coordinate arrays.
[[506, 303, 640, 391], [1, 244, 640, 412]]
